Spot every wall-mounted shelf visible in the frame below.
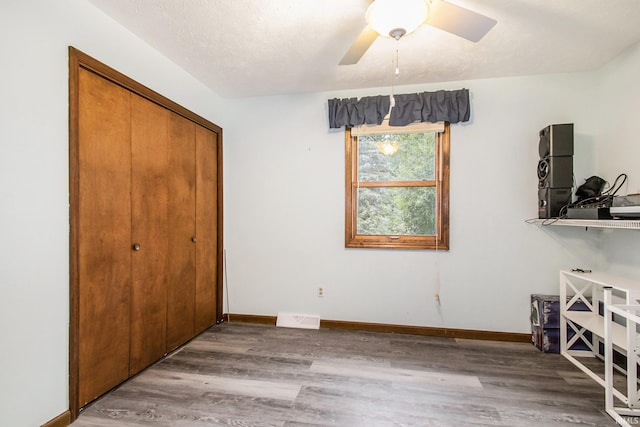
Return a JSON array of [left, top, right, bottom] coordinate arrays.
[[529, 218, 640, 230]]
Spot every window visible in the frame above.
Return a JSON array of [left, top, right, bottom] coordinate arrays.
[[345, 121, 450, 250]]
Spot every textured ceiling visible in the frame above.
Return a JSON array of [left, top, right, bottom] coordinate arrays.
[[87, 0, 640, 98]]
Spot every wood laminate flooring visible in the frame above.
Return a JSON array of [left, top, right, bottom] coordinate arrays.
[[71, 322, 627, 426]]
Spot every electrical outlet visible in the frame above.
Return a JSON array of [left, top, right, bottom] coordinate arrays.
[[317, 287, 324, 297]]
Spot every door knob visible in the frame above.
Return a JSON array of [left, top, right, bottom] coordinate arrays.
[[191, 237, 197, 243], [132, 243, 141, 251]]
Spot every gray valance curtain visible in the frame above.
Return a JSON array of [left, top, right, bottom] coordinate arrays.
[[328, 88, 470, 129]]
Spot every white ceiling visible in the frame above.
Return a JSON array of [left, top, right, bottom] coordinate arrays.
[[87, 0, 640, 98]]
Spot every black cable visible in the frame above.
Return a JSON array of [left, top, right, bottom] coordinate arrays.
[[564, 173, 627, 211], [603, 173, 627, 197], [545, 173, 628, 220], [542, 217, 561, 225], [530, 174, 627, 222]]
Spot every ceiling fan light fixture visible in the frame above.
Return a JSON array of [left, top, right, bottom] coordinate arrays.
[[366, 0, 428, 39]]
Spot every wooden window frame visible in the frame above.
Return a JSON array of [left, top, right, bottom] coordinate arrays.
[[345, 122, 450, 250]]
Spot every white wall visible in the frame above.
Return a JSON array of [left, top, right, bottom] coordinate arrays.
[[2, 0, 639, 425], [223, 72, 602, 332], [596, 41, 640, 194], [0, 1, 226, 426], [594, 41, 640, 278]]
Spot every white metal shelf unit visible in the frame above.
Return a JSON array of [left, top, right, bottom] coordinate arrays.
[[531, 218, 640, 229], [604, 288, 640, 426], [560, 270, 640, 406]]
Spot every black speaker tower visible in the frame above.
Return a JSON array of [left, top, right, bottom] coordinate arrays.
[[538, 124, 574, 218]]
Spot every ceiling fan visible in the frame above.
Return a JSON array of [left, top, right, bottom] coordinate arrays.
[[339, 0, 497, 65]]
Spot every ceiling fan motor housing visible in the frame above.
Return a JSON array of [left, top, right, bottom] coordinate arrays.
[[366, 0, 429, 38], [389, 28, 407, 40]]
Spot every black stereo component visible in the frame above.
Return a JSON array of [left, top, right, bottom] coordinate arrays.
[[539, 124, 574, 157], [537, 123, 574, 219], [539, 187, 572, 218], [566, 207, 612, 220], [538, 156, 573, 188]]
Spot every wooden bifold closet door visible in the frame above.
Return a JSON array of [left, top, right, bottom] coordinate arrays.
[[71, 48, 222, 415], [195, 125, 218, 333], [77, 66, 132, 404], [165, 111, 197, 352]]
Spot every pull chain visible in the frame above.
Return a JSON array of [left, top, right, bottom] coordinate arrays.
[[390, 38, 401, 109], [395, 39, 400, 77]]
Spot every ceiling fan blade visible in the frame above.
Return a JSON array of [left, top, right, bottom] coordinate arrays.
[[427, 0, 497, 42], [339, 26, 379, 65]]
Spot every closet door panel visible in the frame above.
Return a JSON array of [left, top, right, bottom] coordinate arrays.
[[195, 126, 218, 333], [77, 69, 132, 406], [130, 94, 170, 375], [166, 112, 197, 351]]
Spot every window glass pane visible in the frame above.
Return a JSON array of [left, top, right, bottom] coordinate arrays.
[[356, 187, 436, 235], [357, 133, 435, 182]]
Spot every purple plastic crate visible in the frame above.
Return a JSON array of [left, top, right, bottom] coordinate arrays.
[[530, 294, 592, 353]]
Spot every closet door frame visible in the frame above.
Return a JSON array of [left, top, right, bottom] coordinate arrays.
[[68, 47, 224, 420]]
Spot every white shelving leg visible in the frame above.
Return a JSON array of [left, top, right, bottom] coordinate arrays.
[[604, 288, 619, 422], [627, 296, 640, 409], [560, 273, 568, 354], [592, 282, 600, 357]]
